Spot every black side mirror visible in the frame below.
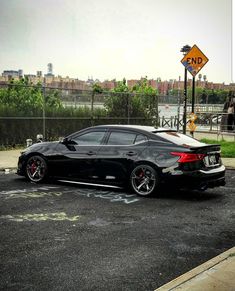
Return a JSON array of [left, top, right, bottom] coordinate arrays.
[[61, 137, 77, 145], [60, 137, 68, 144]]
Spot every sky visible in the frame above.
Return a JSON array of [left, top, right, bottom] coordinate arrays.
[[0, 0, 233, 84]]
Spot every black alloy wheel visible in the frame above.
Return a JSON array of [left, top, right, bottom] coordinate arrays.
[[130, 164, 158, 196], [26, 155, 48, 182]]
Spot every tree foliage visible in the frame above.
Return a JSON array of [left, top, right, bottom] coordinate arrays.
[[92, 82, 103, 94], [131, 77, 158, 119], [171, 87, 229, 104], [0, 78, 62, 114], [104, 77, 158, 120], [104, 79, 131, 117]]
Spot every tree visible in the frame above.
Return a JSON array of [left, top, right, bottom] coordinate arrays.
[[104, 77, 159, 122], [0, 78, 62, 115], [91, 83, 103, 121], [171, 87, 229, 104], [131, 77, 159, 123], [104, 78, 131, 117]]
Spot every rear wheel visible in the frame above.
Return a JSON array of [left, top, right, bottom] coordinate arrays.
[[130, 164, 158, 196], [25, 155, 48, 183]]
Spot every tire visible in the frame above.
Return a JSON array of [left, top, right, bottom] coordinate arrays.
[[130, 164, 158, 196], [25, 155, 48, 183]]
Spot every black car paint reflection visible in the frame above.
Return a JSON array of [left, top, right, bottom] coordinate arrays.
[[17, 125, 226, 196]]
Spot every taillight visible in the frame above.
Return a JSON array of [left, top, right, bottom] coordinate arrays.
[[171, 152, 206, 163]]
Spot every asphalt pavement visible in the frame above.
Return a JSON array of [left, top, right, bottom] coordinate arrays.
[[0, 149, 235, 290]]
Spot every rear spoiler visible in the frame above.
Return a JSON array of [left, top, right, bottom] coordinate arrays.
[[152, 130, 177, 133], [188, 144, 221, 151]]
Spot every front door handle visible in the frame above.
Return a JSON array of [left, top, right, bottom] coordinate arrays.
[[126, 151, 137, 156]]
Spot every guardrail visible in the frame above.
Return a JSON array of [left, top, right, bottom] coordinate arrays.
[[159, 112, 234, 133]]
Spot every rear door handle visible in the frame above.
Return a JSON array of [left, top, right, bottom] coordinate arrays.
[[126, 151, 137, 156], [86, 151, 96, 156]]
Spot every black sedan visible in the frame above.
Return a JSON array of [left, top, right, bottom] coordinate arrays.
[[17, 125, 226, 196]]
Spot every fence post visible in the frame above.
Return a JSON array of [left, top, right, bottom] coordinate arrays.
[[209, 115, 213, 131], [127, 93, 130, 125], [91, 91, 95, 126], [42, 80, 46, 139], [154, 94, 159, 127]]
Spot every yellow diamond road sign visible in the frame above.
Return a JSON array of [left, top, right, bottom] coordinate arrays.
[[181, 45, 209, 77]]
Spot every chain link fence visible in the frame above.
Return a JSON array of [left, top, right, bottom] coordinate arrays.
[[0, 83, 232, 147]]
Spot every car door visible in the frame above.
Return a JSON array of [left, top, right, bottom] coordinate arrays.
[[59, 129, 107, 180], [96, 130, 148, 184]]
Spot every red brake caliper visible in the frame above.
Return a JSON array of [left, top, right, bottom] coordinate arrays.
[[30, 162, 37, 175], [138, 170, 145, 179]]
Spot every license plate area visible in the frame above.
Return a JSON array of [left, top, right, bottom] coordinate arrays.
[[203, 154, 220, 167]]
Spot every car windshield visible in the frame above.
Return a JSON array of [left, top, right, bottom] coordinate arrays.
[[154, 131, 206, 147]]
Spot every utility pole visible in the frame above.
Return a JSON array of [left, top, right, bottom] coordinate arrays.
[[180, 45, 191, 134], [177, 76, 181, 131], [192, 76, 195, 114], [43, 77, 46, 139]]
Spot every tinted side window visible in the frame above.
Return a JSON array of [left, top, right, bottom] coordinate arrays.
[[135, 134, 147, 144], [107, 131, 136, 145], [73, 131, 105, 145]]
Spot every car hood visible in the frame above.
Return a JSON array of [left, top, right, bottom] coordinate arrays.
[[22, 141, 59, 155]]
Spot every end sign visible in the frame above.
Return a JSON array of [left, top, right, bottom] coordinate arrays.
[[181, 45, 209, 77]]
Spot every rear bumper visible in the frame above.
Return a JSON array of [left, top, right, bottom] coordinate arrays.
[[197, 165, 226, 189], [199, 176, 226, 189], [162, 165, 226, 190]]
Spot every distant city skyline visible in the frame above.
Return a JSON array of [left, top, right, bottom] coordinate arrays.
[[0, 0, 234, 84], [0, 65, 222, 83], [2, 66, 235, 95]]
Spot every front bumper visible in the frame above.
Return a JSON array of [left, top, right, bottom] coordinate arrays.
[[17, 155, 26, 176]]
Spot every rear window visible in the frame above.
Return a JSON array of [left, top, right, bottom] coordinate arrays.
[[155, 131, 206, 147]]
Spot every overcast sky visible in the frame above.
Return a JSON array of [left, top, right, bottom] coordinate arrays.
[[0, 0, 233, 83]]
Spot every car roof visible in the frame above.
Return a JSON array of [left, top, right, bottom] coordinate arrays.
[[93, 124, 175, 133], [66, 124, 177, 139]]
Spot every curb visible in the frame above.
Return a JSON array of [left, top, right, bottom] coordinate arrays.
[[226, 167, 235, 170], [155, 246, 235, 290], [0, 168, 17, 172]]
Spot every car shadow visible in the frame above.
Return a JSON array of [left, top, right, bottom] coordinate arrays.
[[156, 186, 224, 202], [14, 176, 224, 202]]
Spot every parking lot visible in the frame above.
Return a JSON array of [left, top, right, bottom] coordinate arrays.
[[0, 171, 235, 291]]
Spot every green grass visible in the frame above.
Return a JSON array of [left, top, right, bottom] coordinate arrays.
[[200, 139, 235, 158]]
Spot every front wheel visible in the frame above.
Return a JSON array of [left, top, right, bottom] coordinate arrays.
[[25, 155, 48, 183], [130, 164, 158, 196]]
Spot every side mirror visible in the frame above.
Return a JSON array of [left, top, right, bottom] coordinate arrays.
[[60, 137, 68, 144], [61, 137, 77, 145]]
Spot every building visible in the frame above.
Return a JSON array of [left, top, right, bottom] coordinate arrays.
[[1, 67, 235, 93], [37, 71, 42, 77], [2, 70, 23, 78], [44, 63, 54, 77], [99, 80, 116, 90]]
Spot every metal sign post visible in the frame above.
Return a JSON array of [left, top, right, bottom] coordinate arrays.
[[183, 67, 188, 134], [180, 45, 191, 134], [192, 76, 195, 113], [181, 44, 209, 135]]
